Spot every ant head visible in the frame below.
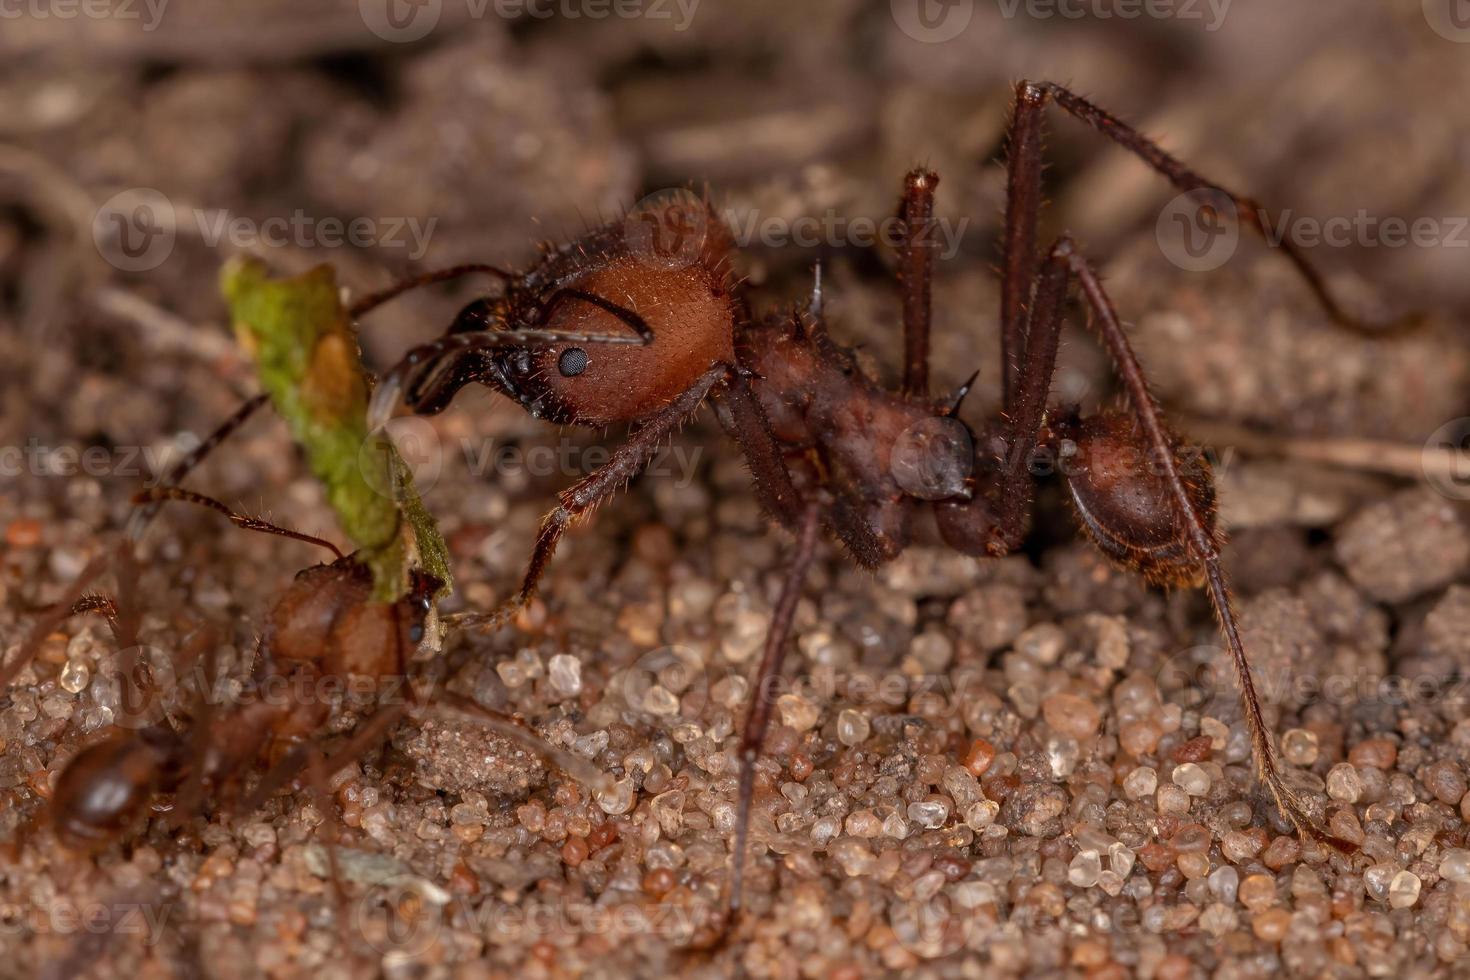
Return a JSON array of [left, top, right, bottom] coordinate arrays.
[[407, 197, 738, 427]]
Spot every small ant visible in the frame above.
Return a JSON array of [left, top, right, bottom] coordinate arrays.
[[355, 80, 1411, 934], [2, 404, 606, 960]]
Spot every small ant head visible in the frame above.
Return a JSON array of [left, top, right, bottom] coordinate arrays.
[[403, 569, 443, 646], [410, 197, 738, 427], [50, 727, 179, 852]]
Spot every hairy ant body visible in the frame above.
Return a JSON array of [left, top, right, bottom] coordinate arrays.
[[360, 80, 1410, 933]]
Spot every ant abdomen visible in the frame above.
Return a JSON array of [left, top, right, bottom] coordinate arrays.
[[50, 726, 181, 852], [1054, 411, 1217, 588]]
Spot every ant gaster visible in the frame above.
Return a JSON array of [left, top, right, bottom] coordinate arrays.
[[360, 82, 1404, 925]]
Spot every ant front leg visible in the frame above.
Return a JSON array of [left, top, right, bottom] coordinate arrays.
[[729, 500, 822, 921], [450, 363, 730, 631]]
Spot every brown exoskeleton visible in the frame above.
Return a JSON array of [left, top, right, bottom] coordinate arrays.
[[358, 82, 1405, 930]]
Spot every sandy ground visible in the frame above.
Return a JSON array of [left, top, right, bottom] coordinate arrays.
[[3, 3, 1470, 978]]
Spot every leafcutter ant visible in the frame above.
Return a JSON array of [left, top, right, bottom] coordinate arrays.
[[341, 82, 1413, 932]]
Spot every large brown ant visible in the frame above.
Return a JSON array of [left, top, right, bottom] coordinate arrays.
[[353, 80, 1415, 934]]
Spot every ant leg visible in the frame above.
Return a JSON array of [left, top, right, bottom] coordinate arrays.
[[132, 487, 343, 559], [126, 392, 269, 540], [239, 702, 410, 815], [171, 632, 222, 825], [348, 263, 514, 319], [718, 370, 807, 530], [303, 745, 359, 963], [450, 363, 729, 631], [896, 169, 939, 396], [998, 83, 1048, 413], [0, 552, 110, 688], [1015, 80, 1414, 336], [990, 240, 1072, 551], [1051, 238, 1353, 851], [730, 501, 822, 918]]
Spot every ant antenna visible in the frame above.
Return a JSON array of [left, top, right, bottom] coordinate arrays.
[[348, 264, 515, 320]]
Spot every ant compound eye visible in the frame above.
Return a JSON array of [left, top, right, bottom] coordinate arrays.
[[558, 347, 589, 377]]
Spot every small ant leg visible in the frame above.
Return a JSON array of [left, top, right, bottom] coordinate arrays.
[[303, 746, 358, 963], [126, 392, 269, 541], [896, 169, 939, 396], [172, 632, 222, 825], [368, 326, 650, 431], [347, 263, 514, 320], [239, 702, 410, 815], [132, 487, 344, 559], [1053, 239, 1353, 851], [450, 363, 729, 631], [0, 552, 110, 688], [730, 500, 822, 918]]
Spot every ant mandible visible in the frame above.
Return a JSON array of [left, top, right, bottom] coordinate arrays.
[[354, 81, 1397, 926]]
